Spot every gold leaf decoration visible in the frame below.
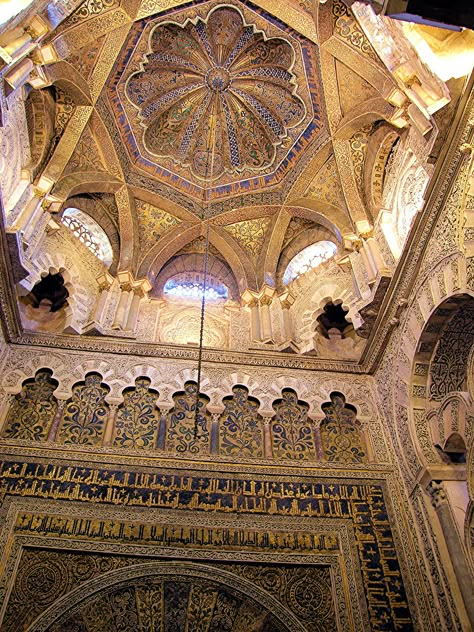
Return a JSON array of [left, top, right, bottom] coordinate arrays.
[[224, 217, 271, 258], [135, 200, 181, 255], [305, 157, 346, 209]]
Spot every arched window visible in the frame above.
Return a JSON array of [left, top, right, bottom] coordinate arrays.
[[163, 273, 228, 301], [61, 208, 113, 266], [283, 241, 337, 285]]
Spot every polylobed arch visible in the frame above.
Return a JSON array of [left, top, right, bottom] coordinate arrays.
[[0, 363, 375, 464], [410, 294, 474, 466], [17, 257, 88, 335]]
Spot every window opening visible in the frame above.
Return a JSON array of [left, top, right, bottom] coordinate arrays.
[[317, 302, 352, 338], [283, 241, 337, 285], [28, 272, 69, 312], [164, 273, 228, 301], [61, 208, 113, 265]]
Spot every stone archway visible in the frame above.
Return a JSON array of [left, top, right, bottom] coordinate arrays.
[[28, 561, 309, 632], [410, 294, 474, 466], [406, 293, 474, 624]]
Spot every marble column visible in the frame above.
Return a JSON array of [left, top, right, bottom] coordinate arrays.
[[259, 295, 273, 342], [157, 408, 171, 450], [126, 287, 145, 331], [279, 291, 295, 342], [0, 31, 32, 60], [427, 480, 474, 625], [366, 236, 389, 276], [248, 299, 261, 342], [262, 416, 273, 458], [210, 412, 221, 455], [0, 394, 14, 435], [112, 282, 133, 330], [47, 399, 67, 442], [4, 57, 33, 90], [88, 272, 113, 327], [103, 404, 119, 446], [360, 239, 377, 282], [13, 192, 43, 234]]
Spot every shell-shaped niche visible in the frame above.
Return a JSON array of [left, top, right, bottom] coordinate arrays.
[[126, 6, 306, 179]]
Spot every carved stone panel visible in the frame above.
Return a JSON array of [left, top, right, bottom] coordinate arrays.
[[429, 303, 474, 401]]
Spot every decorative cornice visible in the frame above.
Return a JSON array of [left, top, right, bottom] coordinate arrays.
[[8, 334, 366, 373], [0, 442, 395, 477]]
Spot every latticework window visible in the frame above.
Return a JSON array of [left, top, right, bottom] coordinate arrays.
[[61, 208, 113, 265], [164, 273, 228, 301], [283, 241, 337, 284]]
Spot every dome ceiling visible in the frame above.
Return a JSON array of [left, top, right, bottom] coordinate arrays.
[[125, 6, 307, 180], [109, 0, 325, 200]]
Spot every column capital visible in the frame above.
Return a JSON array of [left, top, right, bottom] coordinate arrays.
[[279, 289, 295, 310], [427, 479, 448, 509], [261, 414, 274, 426], [259, 295, 273, 307], [96, 271, 114, 291], [116, 270, 134, 290], [355, 220, 373, 239], [241, 288, 259, 306], [132, 277, 152, 297], [258, 284, 275, 303]]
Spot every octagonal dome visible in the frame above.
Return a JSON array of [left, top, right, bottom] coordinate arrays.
[[125, 6, 306, 180], [111, 0, 324, 199]]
